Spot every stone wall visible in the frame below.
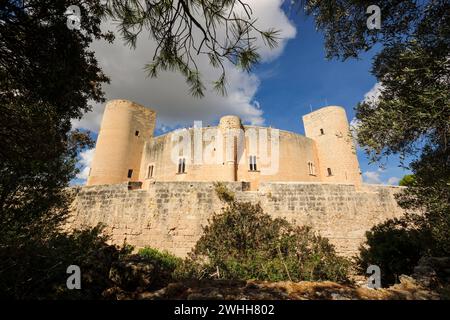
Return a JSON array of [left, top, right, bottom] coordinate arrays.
[[68, 182, 406, 257], [138, 126, 322, 191]]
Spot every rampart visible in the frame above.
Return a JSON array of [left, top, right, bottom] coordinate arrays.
[[68, 182, 405, 257]]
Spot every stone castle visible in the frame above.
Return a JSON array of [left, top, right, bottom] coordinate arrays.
[[86, 100, 362, 189], [69, 99, 405, 257]]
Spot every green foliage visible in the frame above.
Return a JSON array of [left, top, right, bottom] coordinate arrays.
[[358, 146, 449, 287], [399, 175, 416, 187], [138, 247, 182, 273], [178, 187, 350, 283], [137, 247, 183, 290], [214, 182, 236, 203], [0, 1, 111, 234], [0, 100, 92, 240], [302, 0, 449, 175], [396, 146, 450, 256], [1, 1, 112, 121], [0, 225, 131, 299], [354, 41, 449, 162], [357, 218, 427, 287], [0, 1, 112, 299], [302, 1, 424, 60]]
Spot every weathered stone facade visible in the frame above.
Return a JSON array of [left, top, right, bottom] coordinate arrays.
[[68, 182, 405, 257]]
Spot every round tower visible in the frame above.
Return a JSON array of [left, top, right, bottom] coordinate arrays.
[[86, 99, 156, 186], [302, 106, 362, 185], [219, 115, 242, 181]]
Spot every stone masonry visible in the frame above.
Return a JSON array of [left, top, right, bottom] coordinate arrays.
[[68, 182, 406, 257]]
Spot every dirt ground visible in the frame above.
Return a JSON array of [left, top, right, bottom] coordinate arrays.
[[110, 275, 441, 300]]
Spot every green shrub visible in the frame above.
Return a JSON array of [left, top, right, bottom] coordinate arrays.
[[178, 187, 350, 283], [214, 182, 235, 203], [359, 145, 450, 287], [356, 218, 427, 286], [0, 224, 132, 299], [138, 247, 182, 272], [399, 174, 416, 187]]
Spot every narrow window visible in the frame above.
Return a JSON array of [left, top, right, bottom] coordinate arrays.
[[147, 165, 154, 179], [127, 169, 133, 178], [308, 162, 313, 175], [135, 130, 140, 136], [327, 168, 332, 176], [249, 155, 257, 171], [178, 158, 186, 173], [320, 128, 324, 135], [308, 162, 316, 175]]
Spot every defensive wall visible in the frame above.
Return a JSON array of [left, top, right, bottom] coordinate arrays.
[[68, 181, 405, 257]]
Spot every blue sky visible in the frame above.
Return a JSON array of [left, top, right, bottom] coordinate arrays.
[[73, 3, 410, 186]]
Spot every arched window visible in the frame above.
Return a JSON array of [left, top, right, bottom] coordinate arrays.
[[327, 168, 332, 176], [320, 128, 324, 135], [127, 169, 133, 178]]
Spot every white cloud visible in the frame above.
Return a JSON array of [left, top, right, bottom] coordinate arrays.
[[72, 0, 296, 133], [363, 171, 400, 185], [386, 177, 400, 185], [76, 148, 95, 180], [352, 82, 385, 145], [363, 171, 382, 184], [363, 82, 384, 104], [349, 117, 360, 142]]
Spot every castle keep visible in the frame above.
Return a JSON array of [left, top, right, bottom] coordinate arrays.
[[70, 99, 405, 257]]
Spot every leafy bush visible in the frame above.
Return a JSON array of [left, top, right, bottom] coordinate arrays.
[[138, 247, 182, 273], [177, 186, 350, 283], [359, 145, 450, 287], [0, 224, 132, 299], [106, 248, 182, 295], [0, 230, 186, 299], [356, 218, 427, 287], [214, 182, 236, 203], [399, 174, 416, 187]]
